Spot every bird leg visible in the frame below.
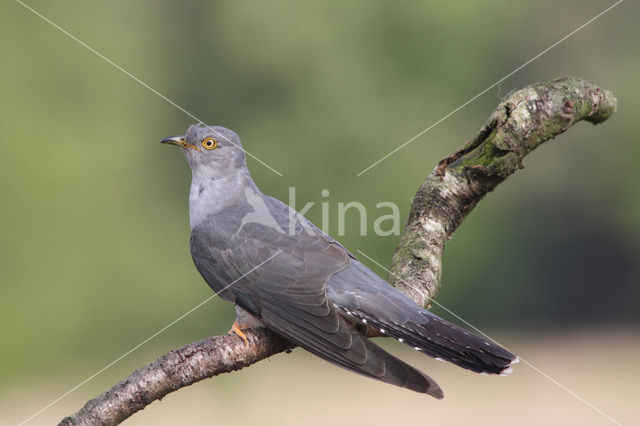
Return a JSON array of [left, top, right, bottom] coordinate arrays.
[[229, 321, 249, 345]]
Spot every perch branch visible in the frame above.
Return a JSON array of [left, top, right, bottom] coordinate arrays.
[[60, 77, 616, 425], [59, 329, 293, 426]]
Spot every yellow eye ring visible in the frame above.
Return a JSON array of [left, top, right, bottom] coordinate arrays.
[[202, 137, 218, 150]]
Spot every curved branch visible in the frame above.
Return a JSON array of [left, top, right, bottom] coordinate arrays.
[[60, 77, 616, 425], [389, 77, 616, 306]]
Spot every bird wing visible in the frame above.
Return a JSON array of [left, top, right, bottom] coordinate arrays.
[[327, 261, 517, 375], [190, 212, 443, 397]]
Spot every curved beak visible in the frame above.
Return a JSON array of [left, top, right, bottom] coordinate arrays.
[[161, 135, 187, 148]]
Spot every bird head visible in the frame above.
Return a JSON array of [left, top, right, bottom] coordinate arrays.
[[161, 124, 247, 177]]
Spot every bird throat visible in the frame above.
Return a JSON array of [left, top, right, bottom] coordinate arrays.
[[188, 168, 256, 229]]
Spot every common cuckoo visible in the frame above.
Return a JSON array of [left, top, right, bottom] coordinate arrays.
[[162, 124, 517, 398]]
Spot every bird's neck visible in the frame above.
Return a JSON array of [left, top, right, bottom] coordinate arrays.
[[188, 167, 257, 229]]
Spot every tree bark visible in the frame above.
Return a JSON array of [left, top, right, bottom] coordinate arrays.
[[60, 77, 616, 426], [389, 77, 616, 307]]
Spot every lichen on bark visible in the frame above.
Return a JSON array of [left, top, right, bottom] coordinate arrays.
[[388, 77, 616, 307]]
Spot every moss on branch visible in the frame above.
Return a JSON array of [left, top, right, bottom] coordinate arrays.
[[389, 77, 616, 306]]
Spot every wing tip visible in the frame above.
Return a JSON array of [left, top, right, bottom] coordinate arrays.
[[407, 371, 444, 399], [428, 385, 444, 399], [405, 374, 444, 399]]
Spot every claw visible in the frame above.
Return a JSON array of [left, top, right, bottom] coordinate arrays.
[[230, 321, 249, 345]]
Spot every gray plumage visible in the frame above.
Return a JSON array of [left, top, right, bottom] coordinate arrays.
[[163, 124, 517, 398]]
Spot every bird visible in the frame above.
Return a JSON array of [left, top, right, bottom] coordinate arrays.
[[162, 124, 518, 398]]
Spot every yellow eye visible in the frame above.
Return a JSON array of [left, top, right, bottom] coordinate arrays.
[[202, 137, 218, 150]]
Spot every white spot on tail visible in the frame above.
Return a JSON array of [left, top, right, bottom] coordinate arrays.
[[379, 328, 386, 334], [500, 367, 514, 376], [398, 338, 404, 343]]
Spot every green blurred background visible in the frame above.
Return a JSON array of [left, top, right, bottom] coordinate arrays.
[[1, 0, 638, 425]]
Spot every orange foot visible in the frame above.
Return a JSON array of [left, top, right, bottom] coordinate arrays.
[[230, 321, 249, 345]]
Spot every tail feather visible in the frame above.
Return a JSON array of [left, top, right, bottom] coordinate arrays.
[[349, 310, 517, 375]]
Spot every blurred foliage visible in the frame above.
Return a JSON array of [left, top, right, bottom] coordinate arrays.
[[1, 0, 638, 389]]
